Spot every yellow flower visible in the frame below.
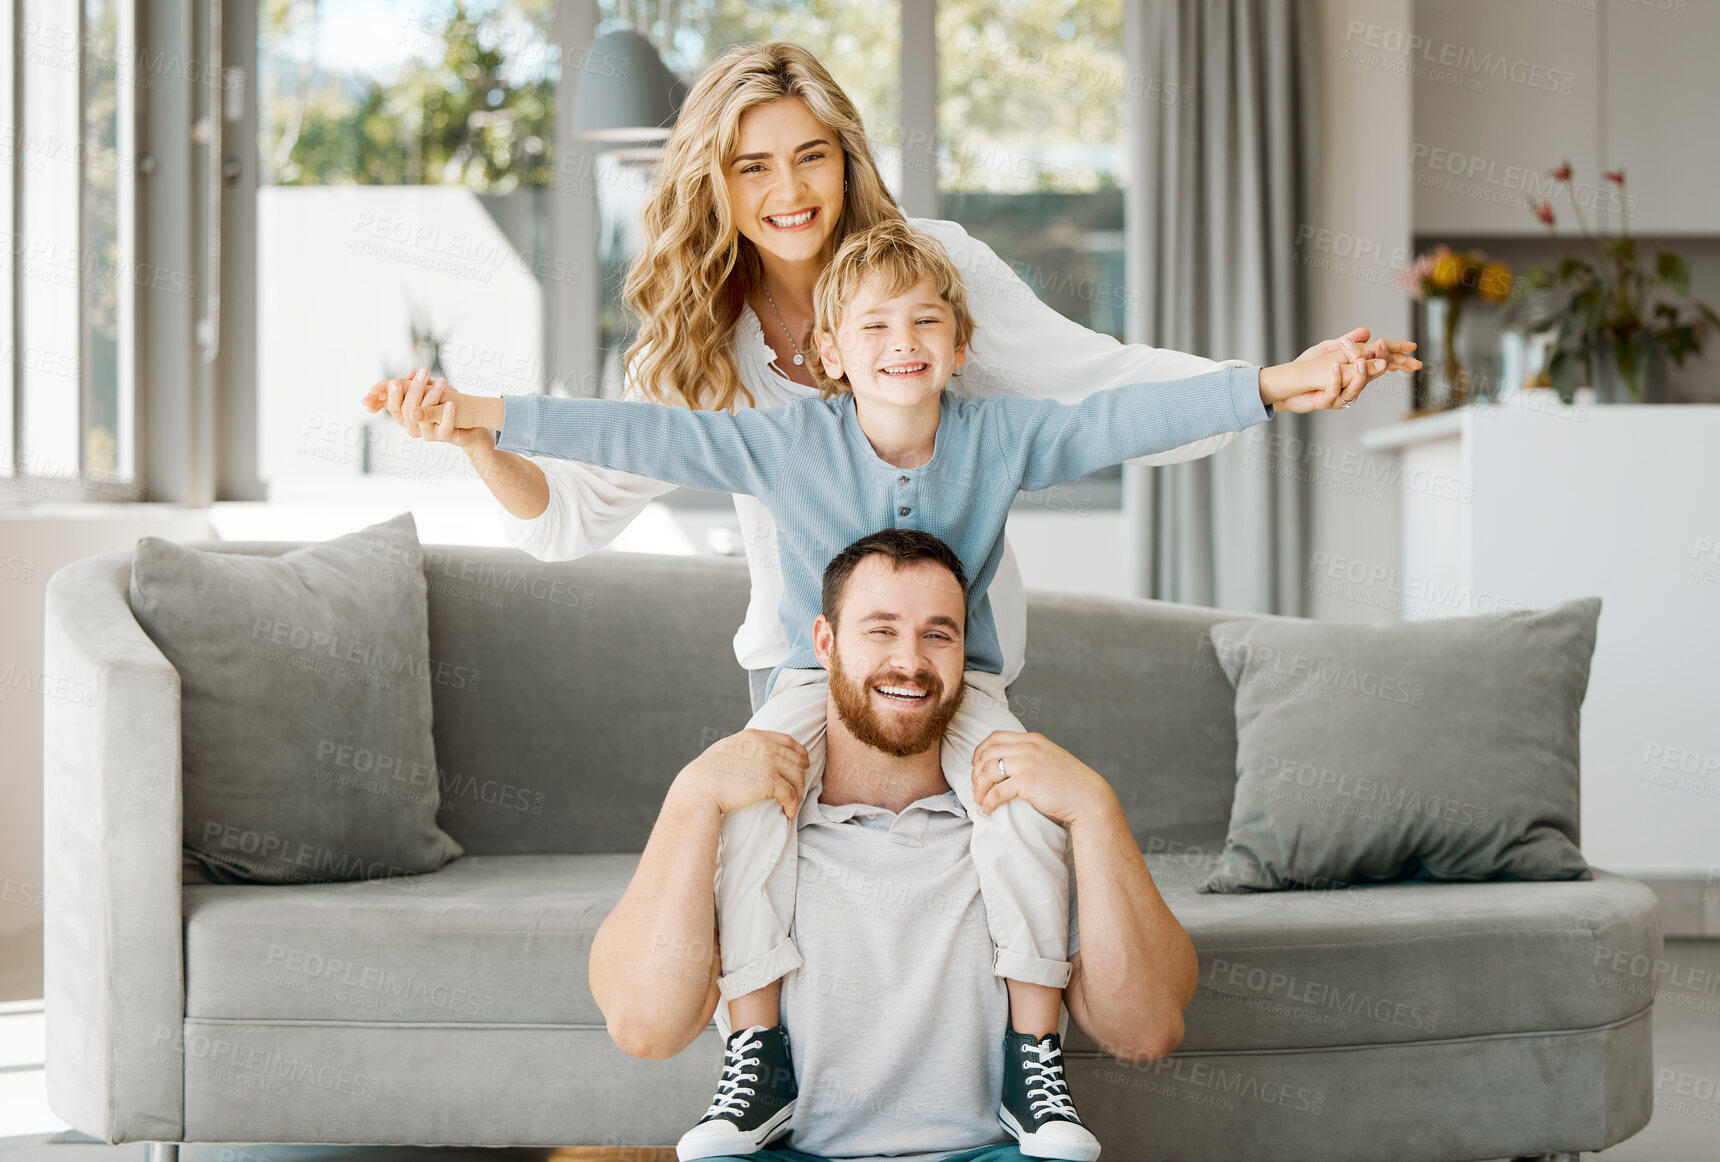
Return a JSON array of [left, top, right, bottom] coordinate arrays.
[[1430, 251, 1463, 289], [1478, 261, 1513, 302]]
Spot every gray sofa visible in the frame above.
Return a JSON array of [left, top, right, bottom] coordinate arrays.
[[43, 541, 1660, 1161]]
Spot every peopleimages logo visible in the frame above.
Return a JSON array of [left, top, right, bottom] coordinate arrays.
[[1262, 754, 1491, 831], [265, 944, 496, 1017], [1208, 635, 1427, 708], [248, 617, 481, 691], [1342, 21, 1577, 95], [1205, 957, 1439, 1033], [199, 822, 421, 885], [1097, 1048, 1326, 1115], [148, 1025, 383, 1102], [806, 860, 969, 920]]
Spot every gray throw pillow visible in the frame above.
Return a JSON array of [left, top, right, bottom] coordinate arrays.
[[129, 512, 463, 884], [1199, 597, 1599, 894]]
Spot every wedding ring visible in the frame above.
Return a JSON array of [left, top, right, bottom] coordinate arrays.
[[998, 757, 1008, 779], [1341, 402, 1352, 409]]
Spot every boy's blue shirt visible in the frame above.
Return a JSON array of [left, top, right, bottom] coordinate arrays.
[[495, 365, 1272, 694]]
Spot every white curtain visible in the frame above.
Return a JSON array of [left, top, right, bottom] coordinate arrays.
[[1123, 0, 1316, 615]]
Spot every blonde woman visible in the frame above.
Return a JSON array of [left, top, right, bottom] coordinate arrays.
[[368, 40, 1414, 1161]]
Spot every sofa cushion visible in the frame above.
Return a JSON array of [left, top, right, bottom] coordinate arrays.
[[183, 852, 1660, 1056], [1200, 598, 1599, 894], [183, 854, 636, 1027], [130, 512, 463, 883], [1064, 853, 1656, 1056]]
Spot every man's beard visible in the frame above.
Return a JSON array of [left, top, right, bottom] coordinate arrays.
[[827, 647, 965, 758]]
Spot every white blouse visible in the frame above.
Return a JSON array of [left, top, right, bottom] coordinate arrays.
[[493, 216, 1249, 686]]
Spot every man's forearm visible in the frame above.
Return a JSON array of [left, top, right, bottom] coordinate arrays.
[[1065, 792, 1199, 1061], [587, 779, 724, 1059]]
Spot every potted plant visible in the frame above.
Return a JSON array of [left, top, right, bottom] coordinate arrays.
[[1399, 245, 1514, 411], [1523, 163, 1718, 404]]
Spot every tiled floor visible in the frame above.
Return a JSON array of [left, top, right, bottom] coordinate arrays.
[[2, 939, 1716, 1161]]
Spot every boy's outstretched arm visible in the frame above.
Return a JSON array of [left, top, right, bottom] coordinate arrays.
[[408, 389, 803, 498], [996, 351, 1403, 493]]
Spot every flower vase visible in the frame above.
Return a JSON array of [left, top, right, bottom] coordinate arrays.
[[1420, 297, 1470, 411], [1583, 343, 1667, 404]]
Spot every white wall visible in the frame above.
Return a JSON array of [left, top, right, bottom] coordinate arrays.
[[1464, 405, 1720, 874], [256, 187, 543, 487], [1005, 510, 1127, 600], [1303, 0, 1415, 623]]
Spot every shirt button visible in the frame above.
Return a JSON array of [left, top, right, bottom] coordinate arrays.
[[897, 475, 909, 485], [898, 506, 911, 516]]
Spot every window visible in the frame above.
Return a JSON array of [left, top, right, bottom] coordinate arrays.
[[255, 0, 559, 492], [938, 0, 1127, 495], [937, 0, 1127, 339], [84, 0, 134, 481], [0, 0, 139, 497]]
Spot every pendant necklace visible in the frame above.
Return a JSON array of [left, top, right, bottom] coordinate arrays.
[[762, 281, 807, 366]]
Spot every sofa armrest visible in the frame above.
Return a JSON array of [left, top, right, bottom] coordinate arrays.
[[43, 549, 184, 1143]]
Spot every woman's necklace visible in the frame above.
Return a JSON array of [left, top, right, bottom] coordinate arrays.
[[761, 281, 807, 367]]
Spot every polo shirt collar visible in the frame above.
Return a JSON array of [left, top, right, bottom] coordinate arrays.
[[807, 789, 967, 834]]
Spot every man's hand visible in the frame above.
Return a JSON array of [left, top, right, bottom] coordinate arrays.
[[970, 730, 1120, 828], [672, 729, 810, 821], [361, 368, 498, 453]]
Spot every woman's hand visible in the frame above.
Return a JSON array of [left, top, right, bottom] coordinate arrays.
[[361, 368, 495, 454], [671, 729, 811, 821], [970, 730, 1121, 828], [1298, 327, 1422, 371], [1285, 328, 1423, 410], [1261, 335, 1422, 413]]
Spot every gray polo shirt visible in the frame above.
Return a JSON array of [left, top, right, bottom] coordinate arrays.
[[766, 790, 1081, 1162]]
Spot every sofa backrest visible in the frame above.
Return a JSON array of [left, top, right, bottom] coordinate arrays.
[[420, 547, 759, 856], [1008, 588, 1253, 857], [409, 545, 1254, 858], [164, 543, 1254, 859]]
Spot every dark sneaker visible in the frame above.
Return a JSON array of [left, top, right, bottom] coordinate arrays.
[[999, 1027, 1101, 1161], [675, 1023, 798, 1161]]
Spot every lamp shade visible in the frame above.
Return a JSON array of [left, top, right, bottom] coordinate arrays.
[[571, 29, 686, 142]]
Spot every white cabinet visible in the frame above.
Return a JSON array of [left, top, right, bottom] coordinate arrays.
[[1358, 393, 1720, 874]]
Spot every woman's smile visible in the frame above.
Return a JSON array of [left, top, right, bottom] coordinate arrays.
[[764, 206, 822, 231]]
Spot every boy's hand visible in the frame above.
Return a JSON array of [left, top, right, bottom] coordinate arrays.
[[361, 368, 497, 453], [400, 390, 505, 442], [1261, 337, 1422, 413]]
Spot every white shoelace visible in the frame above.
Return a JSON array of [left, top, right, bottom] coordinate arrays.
[[704, 1027, 767, 1119], [1021, 1039, 1080, 1121]]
